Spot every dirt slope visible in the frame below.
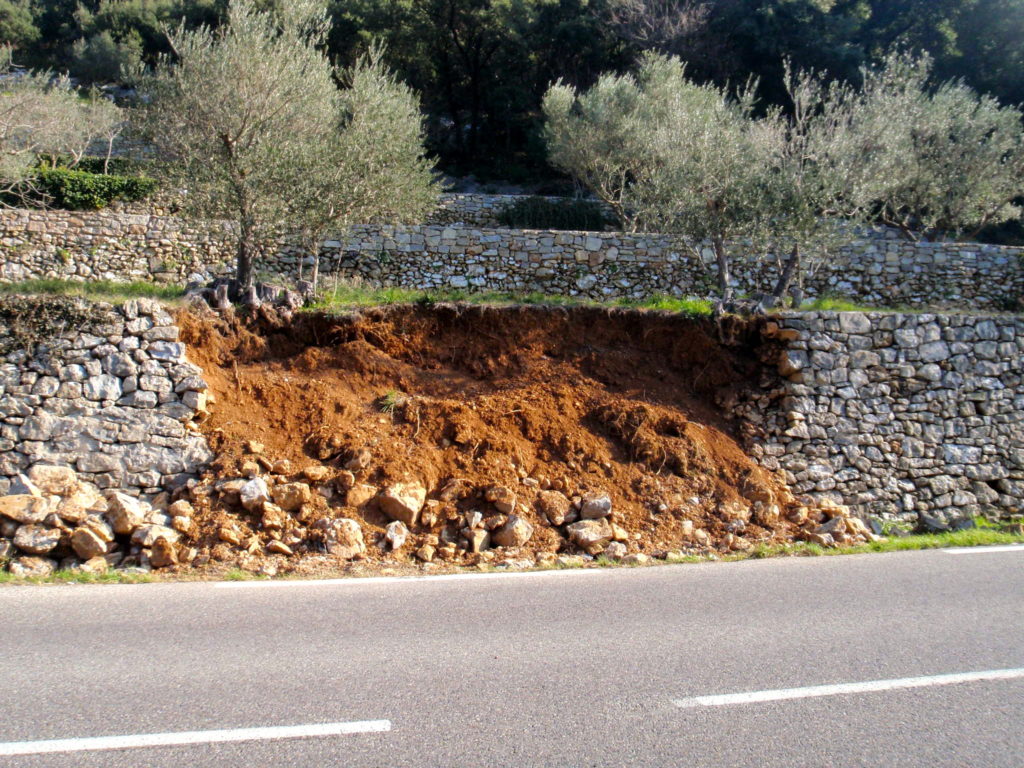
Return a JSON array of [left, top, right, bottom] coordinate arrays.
[[175, 304, 852, 574]]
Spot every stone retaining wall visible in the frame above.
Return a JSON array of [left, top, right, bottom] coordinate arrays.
[[0, 298, 213, 496], [751, 311, 1024, 522], [2, 208, 1022, 310]]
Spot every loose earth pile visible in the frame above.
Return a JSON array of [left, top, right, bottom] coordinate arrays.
[[0, 304, 880, 578]]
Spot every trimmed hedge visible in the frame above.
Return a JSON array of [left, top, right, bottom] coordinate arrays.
[[33, 168, 158, 210], [496, 196, 616, 231]]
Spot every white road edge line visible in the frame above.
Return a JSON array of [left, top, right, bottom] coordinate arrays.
[[942, 544, 1024, 554], [672, 668, 1024, 709], [214, 568, 611, 588], [0, 720, 391, 757]]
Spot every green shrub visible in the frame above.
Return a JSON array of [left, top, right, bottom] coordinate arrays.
[[33, 168, 158, 210], [496, 196, 615, 231]]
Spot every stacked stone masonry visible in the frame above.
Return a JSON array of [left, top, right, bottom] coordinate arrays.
[[752, 311, 1024, 522], [0, 299, 213, 496], [2, 207, 1022, 310]]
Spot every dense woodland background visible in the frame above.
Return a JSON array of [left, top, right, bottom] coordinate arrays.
[[3, 0, 1023, 184]]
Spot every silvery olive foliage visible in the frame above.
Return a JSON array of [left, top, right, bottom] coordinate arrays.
[[134, 0, 438, 296], [0, 47, 123, 202], [543, 53, 862, 302], [846, 52, 1024, 242], [544, 50, 1024, 302]]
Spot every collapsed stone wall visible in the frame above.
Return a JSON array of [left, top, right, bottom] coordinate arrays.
[[0, 297, 213, 496], [2, 208, 1022, 311], [751, 311, 1024, 522]]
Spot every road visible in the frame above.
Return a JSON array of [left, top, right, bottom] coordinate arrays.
[[1, 547, 1022, 767]]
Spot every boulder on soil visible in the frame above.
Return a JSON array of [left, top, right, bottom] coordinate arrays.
[[168, 500, 194, 518], [28, 465, 79, 496], [149, 537, 178, 568], [491, 515, 534, 548], [0, 495, 51, 524], [465, 528, 490, 553], [319, 517, 366, 559], [378, 482, 427, 527], [346, 484, 378, 508], [603, 541, 627, 560], [266, 540, 293, 556], [580, 492, 612, 520], [55, 484, 106, 524], [566, 518, 613, 553], [132, 524, 179, 548], [486, 486, 517, 515], [415, 544, 436, 562], [536, 490, 573, 526], [71, 527, 109, 560], [9, 556, 56, 578], [261, 503, 286, 530], [272, 483, 312, 512], [13, 524, 62, 555], [239, 478, 270, 512], [816, 516, 847, 536], [303, 465, 331, 483], [79, 556, 109, 575], [105, 492, 147, 535], [385, 520, 409, 550]]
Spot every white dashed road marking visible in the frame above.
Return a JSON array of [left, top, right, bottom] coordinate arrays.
[[672, 668, 1024, 708], [0, 720, 392, 756]]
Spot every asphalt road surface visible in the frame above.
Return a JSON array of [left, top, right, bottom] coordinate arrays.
[[1, 546, 1022, 767]]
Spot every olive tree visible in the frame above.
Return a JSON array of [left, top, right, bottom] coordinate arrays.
[[285, 46, 438, 291], [846, 52, 1024, 241], [134, 0, 437, 300], [543, 53, 863, 304], [0, 47, 123, 201]]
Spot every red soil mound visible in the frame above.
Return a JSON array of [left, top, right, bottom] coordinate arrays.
[[176, 304, 822, 572]]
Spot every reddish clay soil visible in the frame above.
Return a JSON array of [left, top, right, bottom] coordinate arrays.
[[176, 304, 819, 573]]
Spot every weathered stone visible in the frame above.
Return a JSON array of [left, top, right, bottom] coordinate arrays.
[[266, 540, 293, 556], [346, 483, 378, 508], [239, 477, 270, 512], [149, 537, 178, 568], [0, 495, 51, 524], [579, 492, 612, 519], [566, 518, 613, 552], [168, 500, 194, 517], [13, 524, 62, 555], [485, 485, 517, 514], [27, 465, 78, 495], [272, 482, 312, 512], [105, 492, 146, 534], [415, 544, 436, 562], [378, 482, 427, 527], [8, 556, 56, 578], [71, 527, 109, 559], [385, 520, 409, 550], [491, 515, 534, 548], [603, 541, 627, 560], [319, 517, 366, 559], [536, 490, 573, 525], [132, 524, 179, 547]]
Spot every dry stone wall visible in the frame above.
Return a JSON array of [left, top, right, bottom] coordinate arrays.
[[751, 311, 1024, 523], [0, 298, 213, 497], [2, 208, 1022, 310]]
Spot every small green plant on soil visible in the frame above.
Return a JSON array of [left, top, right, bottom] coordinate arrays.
[[378, 389, 404, 415]]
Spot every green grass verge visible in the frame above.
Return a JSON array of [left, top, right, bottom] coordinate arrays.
[[0, 279, 185, 303], [310, 284, 714, 316], [0, 568, 155, 585]]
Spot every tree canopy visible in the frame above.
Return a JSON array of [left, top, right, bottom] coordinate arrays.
[[8, 0, 1024, 182]]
